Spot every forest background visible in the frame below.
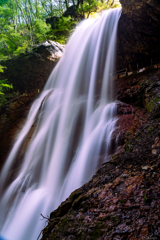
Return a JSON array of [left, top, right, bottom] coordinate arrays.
[[0, 0, 120, 103]]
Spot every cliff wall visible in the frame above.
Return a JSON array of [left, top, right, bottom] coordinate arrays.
[[117, 0, 160, 71]]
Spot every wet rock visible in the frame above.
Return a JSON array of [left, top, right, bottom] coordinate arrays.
[[117, 101, 135, 115], [50, 188, 82, 219], [116, 68, 160, 113], [114, 101, 146, 148]]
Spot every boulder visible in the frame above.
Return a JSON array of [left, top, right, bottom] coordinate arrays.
[[0, 41, 64, 94]]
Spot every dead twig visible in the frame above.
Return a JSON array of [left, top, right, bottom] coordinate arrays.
[[40, 213, 50, 221], [37, 229, 43, 240]]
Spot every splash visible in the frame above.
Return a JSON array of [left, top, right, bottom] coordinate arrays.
[[0, 8, 121, 240]]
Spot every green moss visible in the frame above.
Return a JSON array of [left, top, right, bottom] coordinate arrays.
[[143, 193, 147, 202], [111, 154, 118, 161], [49, 232, 61, 239], [155, 97, 160, 103], [56, 215, 70, 234], [145, 96, 160, 112], [90, 222, 104, 239], [144, 99, 155, 112], [125, 142, 132, 152], [110, 215, 120, 225], [149, 125, 154, 135], [110, 216, 116, 222], [69, 189, 82, 202], [148, 100, 154, 112], [60, 216, 69, 225], [72, 194, 88, 210], [118, 199, 124, 205]]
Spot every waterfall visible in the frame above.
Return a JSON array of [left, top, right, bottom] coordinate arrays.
[[0, 8, 121, 240]]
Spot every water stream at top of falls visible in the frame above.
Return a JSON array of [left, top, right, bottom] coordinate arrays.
[[0, 8, 121, 240]]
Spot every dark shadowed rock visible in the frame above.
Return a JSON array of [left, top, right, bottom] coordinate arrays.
[[0, 41, 64, 94], [117, 0, 160, 71], [46, 16, 59, 29], [63, 5, 78, 18]]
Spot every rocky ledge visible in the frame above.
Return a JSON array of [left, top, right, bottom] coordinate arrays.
[[0, 41, 64, 94], [40, 68, 160, 240]]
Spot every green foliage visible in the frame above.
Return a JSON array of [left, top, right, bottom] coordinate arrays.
[[0, 65, 5, 73], [33, 19, 51, 43], [0, 65, 13, 105], [0, 0, 120, 101], [0, 24, 31, 58], [52, 16, 76, 44], [0, 0, 49, 59], [0, 0, 9, 6], [0, 0, 120, 59], [78, 0, 120, 18], [78, 0, 99, 18]]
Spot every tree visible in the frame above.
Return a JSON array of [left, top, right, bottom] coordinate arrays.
[[0, 0, 52, 58], [77, 0, 120, 19], [0, 0, 120, 59]]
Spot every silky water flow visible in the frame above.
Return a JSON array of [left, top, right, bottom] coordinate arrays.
[[0, 8, 121, 240]]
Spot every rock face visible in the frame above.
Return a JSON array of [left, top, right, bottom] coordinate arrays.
[[0, 41, 64, 94], [41, 68, 160, 240], [116, 68, 160, 111], [117, 0, 160, 71]]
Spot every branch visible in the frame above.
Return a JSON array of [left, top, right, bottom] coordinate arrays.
[[37, 230, 43, 240], [40, 213, 50, 221], [15, 0, 30, 30], [41, 0, 50, 15]]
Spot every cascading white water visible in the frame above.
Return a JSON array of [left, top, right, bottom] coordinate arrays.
[[0, 8, 121, 240]]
